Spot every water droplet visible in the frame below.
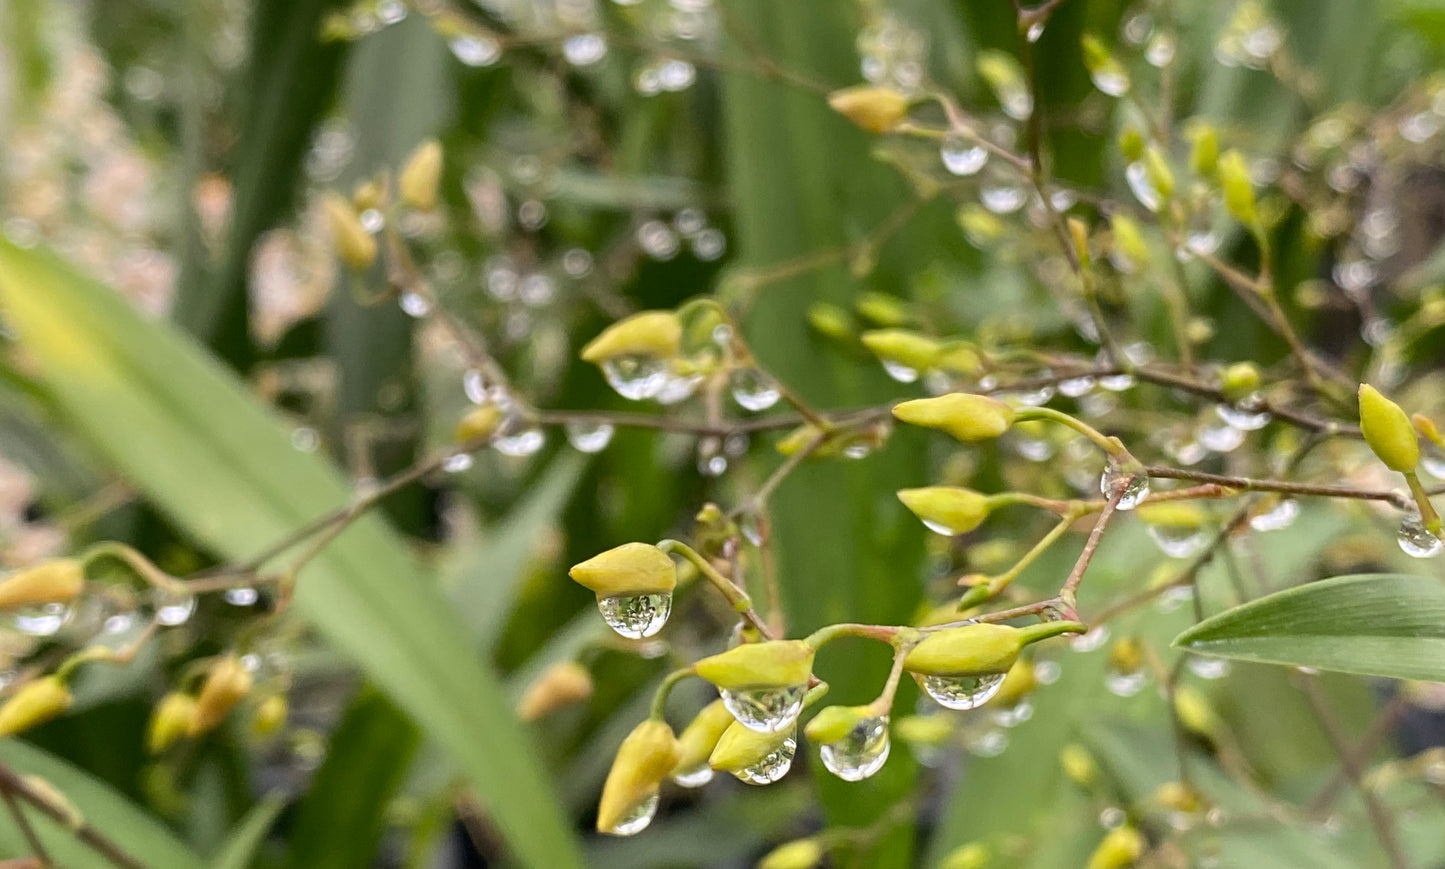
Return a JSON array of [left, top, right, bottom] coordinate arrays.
[[1216, 397, 1271, 431], [562, 33, 607, 66], [1398, 516, 1443, 558], [601, 356, 670, 401], [225, 587, 259, 607], [881, 359, 920, 383], [993, 699, 1034, 728], [921, 518, 961, 536], [153, 587, 196, 626], [738, 512, 765, 546], [697, 438, 728, 476], [721, 684, 806, 733], [1015, 437, 1054, 462], [1071, 625, 1111, 652], [1125, 162, 1162, 211], [1105, 670, 1148, 697], [605, 793, 659, 835], [637, 220, 680, 259], [1422, 447, 1445, 482], [656, 372, 703, 406], [1145, 32, 1176, 66], [1026, 21, 1045, 42], [399, 292, 432, 318], [734, 735, 796, 784], [377, 0, 406, 24], [1034, 660, 1062, 684], [941, 135, 988, 176], [1249, 498, 1299, 532], [691, 228, 727, 260], [1089, 65, 1130, 97], [13, 603, 70, 637], [494, 421, 545, 457], [358, 208, 384, 233], [672, 763, 714, 788], [819, 715, 890, 781], [565, 421, 615, 453], [450, 35, 502, 67], [1155, 585, 1195, 613], [1059, 376, 1096, 397], [919, 673, 1005, 710], [1099, 464, 1149, 510], [1188, 657, 1231, 680], [1146, 524, 1209, 558], [657, 59, 696, 91], [1197, 422, 1244, 453], [980, 181, 1027, 214], [597, 592, 672, 638], [729, 368, 781, 412], [443, 453, 474, 473], [1097, 373, 1136, 392], [968, 728, 1009, 756]]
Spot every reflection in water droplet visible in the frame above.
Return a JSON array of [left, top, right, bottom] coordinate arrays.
[[1125, 162, 1161, 211], [672, 763, 714, 788], [941, 135, 988, 176], [566, 421, 615, 453], [597, 593, 673, 638], [1105, 670, 1148, 697], [729, 369, 781, 412], [605, 793, 659, 836], [734, 735, 796, 784], [919, 672, 1006, 711], [1099, 464, 1149, 510], [13, 603, 70, 637], [1249, 498, 1299, 532], [820, 716, 891, 781], [1398, 516, 1443, 558], [601, 356, 670, 401], [721, 685, 806, 733], [1145, 524, 1209, 559]]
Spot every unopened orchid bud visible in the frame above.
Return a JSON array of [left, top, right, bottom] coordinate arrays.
[[892, 393, 1015, 442], [1173, 685, 1221, 739], [398, 139, 444, 210], [856, 292, 913, 327], [1219, 361, 1261, 403], [1135, 501, 1206, 532], [251, 694, 288, 739], [569, 543, 677, 599], [693, 640, 815, 691], [1087, 825, 1145, 869], [1107, 637, 1144, 675], [861, 330, 942, 372], [1108, 214, 1151, 272], [896, 487, 990, 536], [1143, 147, 1175, 201], [1360, 384, 1419, 473], [935, 342, 983, 376], [759, 838, 824, 869], [1060, 743, 1098, 787], [803, 704, 872, 744], [1414, 413, 1445, 449], [189, 656, 254, 737], [904, 623, 1027, 677], [1218, 150, 1257, 226], [1068, 217, 1091, 267], [894, 714, 954, 746], [709, 718, 794, 777], [1118, 126, 1145, 163], [0, 677, 71, 738], [991, 658, 1039, 708], [1190, 126, 1220, 179], [147, 692, 196, 754], [597, 719, 681, 835], [941, 842, 991, 869], [453, 405, 503, 444], [322, 192, 377, 269], [673, 700, 736, 781], [516, 661, 594, 721], [580, 311, 683, 363], [1154, 780, 1203, 813], [807, 303, 855, 342], [0, 559, 84, 610], [827, 86, 910, 133]]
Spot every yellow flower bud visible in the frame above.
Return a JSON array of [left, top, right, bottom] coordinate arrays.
[[580, 311, 683, 363], [896, 487, 990, 536], [516, 661, 593, 722], [1218, 150, 1257, 226], [958, 206, 1006, 245], [976, 51, 1027, 109], [0, 559, 84, 610], [1414, 413, 1445, 449], [569, 543, 677, 598], [597, 719, 681, 835], [1134, 501, 1206, 530], [1153, 780, 1202, 813], [1109, 214, 1150, 270], [807, 303, 855, 342], [352, 178, 386, 212], [856, 292, 913, 327], [1359, 384, 1419, 472], [893, 714, 954, 746], [861, 330, 942, 372], [147, 692, 197, 754], [1190, 126, 1220, 179], [398, 139, 444, 210], [693, 640, 815, 691], [991, 658, 1038, 708], [1060, 743, 1097, 787], [803, 704, 872, 744], [453, 405, 503, 444], [1107, 637, 1144, 675], [252, 694, 288, 738], [1220, 361, 1261, 403], [1068, 217, 1091, 267], [673, 700, 736, 774], [1087, 825, 1145, 869], [0, 677, 72, 738], [322, 192, 377, 270], [759, 838, 824, 869], [776, 424, 828, 457], [1081, 34, 1111, 72], [935, 342, 983, 377], [941, 842, 991, 869], [189, 656, 254, 737], [892, 393, 1015, 442], [709, 719, 793, 774], [1173, 685, 1221, 739], [904, 623, 1025, 677], [827, 86, 910, 133], [1143, 147, 1175, 201], [1118, 126, 1145, 163]]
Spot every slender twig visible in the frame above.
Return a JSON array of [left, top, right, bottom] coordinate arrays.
[[0, 786, 51, 868], [0, 764, 147, 869], [1144, 466, 1410, 509]]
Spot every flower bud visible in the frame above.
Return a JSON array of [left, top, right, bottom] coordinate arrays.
[[892, 393, 1015, 442], [1143, 147, 1175, 201], [861, 330, 942, 372], [0, 559, 84, 610], [896, 487, 990, 536], [1359, 384, 1419, 472], [991, 658, 1038, 708], [0, 677, 72, 738], [1109, 214, 1150, 270], [693, 640, 815, 691], [147, 692, 196, 754], [894, 714, 954, 746], [1414, 413, 1445, 449], [516, 661, 594, 722], [827, 86, 910, 133], [1173, 685, 1221, 740], [453, 405, 503, 444], [1154, 780, 1202, 813], [251, 694, 288, 738], [958, 206, 1006, 245], [569, 543, 677, 598], [597, 719, 681, 835], [398, 139, 443, 210], [352, 178, 386, 212], [856, 292, 912, 327], [673, 700, 736, 773], [1118, 126, 1145, 163], [1081, 34, 1111, 73], [941, 843, 991, 869], [1107, 637, 1144, 675], [1134, 501, 1206, 531], [1060, 743, 1097, 787], [189, 656, 254, 737], [1219, 361, 1261, 403], [1218, 150, 1257, 226], [935, 342, 983, 377], [709, 719, 793, 773], [807, 303, 854, 342], [904, 623, 1025, 677], [759, 838, 823, 869], [1190, 126, 1220, 179], [803, 704, 872, 744], [322, 192, 377, 270], [1087, 825, 1144, 869], [580, 311, 683, 363], [1068, 217, 1091, 267]]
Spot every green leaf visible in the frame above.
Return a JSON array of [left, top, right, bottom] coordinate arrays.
[[0, 240, 585, 869], [212, 792, 286, 869], [0, 740, 204, 868], [283, 691, 418, 869], [1174, 573, 1445, 680]]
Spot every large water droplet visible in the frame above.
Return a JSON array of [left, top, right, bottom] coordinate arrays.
[[941, 135, 987, 176], [1249, 498, 1299, 532], [1145, 524, 1209, 559], [1089, 65, 1130, 97], [729, 368, 781, 412], [597, 593, 672, 639], [1197, 422, 1245, 453], [449, 35, 502, 67], [1216, 397, 1271, 431], [399, 292, 432, 318], [13, 603, 70, 637], [153, 587, 196, 626], [819, 715, 891, 781], [1125, 162, 1162, 211], [1059, 375, 1096, 397], [918, 672, 1005, 711], [561, 33, 607, 66], [734, 735, 796, 784], [565, 421, 615, 453], [601, 356, 670, 401], [1099, 464, 1149, 510], [980, 181, 1027, 214], [881, 359, 920, 383], [1104, 670, 1148, 697], [1187, 657, 1231, 680], [494, 420, 546, 457], [721, 684, 806, 733], [1398, 516, 1443, 558], [672, 763, 714, 788], [225, 586, 260, 607], [1097, 372, 1136, 392], [604, 793, 659, 836]]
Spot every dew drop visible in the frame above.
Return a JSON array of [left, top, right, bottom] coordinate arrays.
[[729, 368, 781, 412], [1125, 162, 1162, 211], [1420, 447, 1445, 481], [672, 763, 714, 788], [921, 518, 960, 536], [968, 728, 1009, 757], [1097, 372, 1136, 392], [601, 356, 670, 401], [1248, 498, 1299, 532], [1089, 64, 1130, 97], [443, 453, 474, 473], [13, 603, 71, 637], [734, 735, 796, 784], [980, 180, 1027, 214], [562, 33, 607, 66], [1099, 464, 1149, 510], [1071, 625, 1111, 652], [597, 592, 673, 639], [604, 793, 659, 836], [721, 684, 806, 733], [941, 135, 988, 176], [881, 359, 920, 383], [1197, 422, 1245, 453], [1398, 516, 1443, 558], [1187, 657, 1231, 680], [399, 292, 432, 318], [1215, 397, 1271, 431], [691, 228, 727, 261], [819, 716, 891, 781], [449, 35, 502, 67], [1104, 670, 1148, 697], [153, 587, 196, 626], [565, 421, 615, 453], [493, 421, 545, 457], [655, 372, 703, 406], [1145, 524, 1209, 559], [224, 586, 259, 607], [1059, 375, 1096, 397], [1026, 21, 1045, 42], [918, 672, 1005, 711]]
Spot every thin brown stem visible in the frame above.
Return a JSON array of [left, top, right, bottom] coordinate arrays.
[[0, 786, 51, 868], [0, 763, 147, 869]]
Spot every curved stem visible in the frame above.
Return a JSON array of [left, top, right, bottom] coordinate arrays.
[[656, 540, 772, 638], [1014, 407, 1132, 462], [80, 543, 177, 589], [805, 623, 903, 649], [650, 667, 697, 720]]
